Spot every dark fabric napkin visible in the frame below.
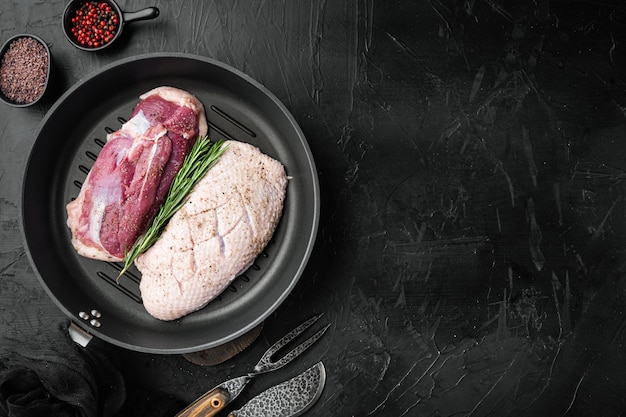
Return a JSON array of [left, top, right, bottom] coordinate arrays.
[[0, 321, 183, 417]]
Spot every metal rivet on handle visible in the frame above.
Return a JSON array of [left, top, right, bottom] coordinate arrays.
[[89, 319, 102, 328], [79, 311, 90, 320], [90, 309, 101, 318]]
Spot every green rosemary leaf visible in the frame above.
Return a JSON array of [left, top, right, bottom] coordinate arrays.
[[118, 137, 227, 277]]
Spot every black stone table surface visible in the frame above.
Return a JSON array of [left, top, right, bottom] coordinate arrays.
[[2, 1, 626, 416]]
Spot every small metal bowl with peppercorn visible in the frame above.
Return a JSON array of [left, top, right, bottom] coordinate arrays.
[[62, 0, 159, 51], [0, 34, 51, 108]]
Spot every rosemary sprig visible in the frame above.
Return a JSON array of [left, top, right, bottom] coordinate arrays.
[[118, 137, 227, 277]]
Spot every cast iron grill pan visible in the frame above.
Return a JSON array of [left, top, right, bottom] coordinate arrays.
[[21, 53, 320, 354]]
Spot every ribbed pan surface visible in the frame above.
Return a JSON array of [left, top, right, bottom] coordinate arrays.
[[21, 53, 319, 354]]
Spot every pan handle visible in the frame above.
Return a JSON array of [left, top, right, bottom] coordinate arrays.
[[68, 322, 94, 347]]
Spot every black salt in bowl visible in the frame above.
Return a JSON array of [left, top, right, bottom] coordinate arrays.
[[0, 34, 51, 108]]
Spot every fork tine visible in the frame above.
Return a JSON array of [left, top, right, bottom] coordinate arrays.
[[253, 313, 328, 374], [261, 313, 323, 359], [262, 324, 330, 371]]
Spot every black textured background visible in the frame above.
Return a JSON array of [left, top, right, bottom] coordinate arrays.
[[2, 1, 626, 415]]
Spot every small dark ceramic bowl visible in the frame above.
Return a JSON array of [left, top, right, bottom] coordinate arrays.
[[63, 0, 159, 52], [0, 34, 51, 108]]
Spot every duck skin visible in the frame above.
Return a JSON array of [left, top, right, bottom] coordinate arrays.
[[135, 140, 288, 321]]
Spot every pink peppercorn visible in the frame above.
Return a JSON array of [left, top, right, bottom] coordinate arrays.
[[70, 1, 119, 48]]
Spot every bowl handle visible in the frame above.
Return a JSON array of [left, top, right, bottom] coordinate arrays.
[[123, 6, 160, 24]]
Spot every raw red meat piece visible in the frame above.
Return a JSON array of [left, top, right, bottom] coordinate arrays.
[[66, 87, 208, 261]]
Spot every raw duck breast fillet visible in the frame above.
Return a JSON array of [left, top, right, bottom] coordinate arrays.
[[66, 86, 208, 261], [135, 140, 288, 321]]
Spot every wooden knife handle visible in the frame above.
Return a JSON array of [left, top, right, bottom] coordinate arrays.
[[175, 387, 230, 417]]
